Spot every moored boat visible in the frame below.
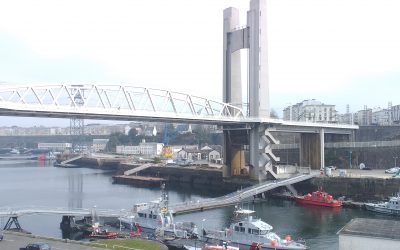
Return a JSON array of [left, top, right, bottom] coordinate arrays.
[[89, 224, 119, 239], [202, 209, 307, 250], [119, 183, 198, 238], [202, 242, 239, 250], [365, 195, 400, 215], [295, 191, 342, 208]]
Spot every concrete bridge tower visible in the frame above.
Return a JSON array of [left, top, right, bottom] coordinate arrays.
[[223, 0, 278, 180]]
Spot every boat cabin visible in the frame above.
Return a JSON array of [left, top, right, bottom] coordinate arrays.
[[388, 197, 400, 209], [231, 217, 273, 236]]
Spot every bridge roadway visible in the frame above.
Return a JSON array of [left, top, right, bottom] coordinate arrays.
[[0, 84, 357, 134], [170, 173, 317, 214]]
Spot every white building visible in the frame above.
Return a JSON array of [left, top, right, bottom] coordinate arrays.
[[176, 148, 202, 161], [392, 104, 400, 124], [338, 218, 400, 250], [337, 113, 354, 125], [372, 108, 391, 125], [208, 149, 222, 163], [283, 99, 337, 123], [92, 139, 109, 152], [116, 145, 140, 155], [139, 142, 164, 156], [38, 142, 72, 151], [354, 108, 372, 126]]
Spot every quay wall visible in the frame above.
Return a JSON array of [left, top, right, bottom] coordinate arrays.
[[137, 166, 253, 192], [294, 177, 400, 201], [74, 157, 122, 169]]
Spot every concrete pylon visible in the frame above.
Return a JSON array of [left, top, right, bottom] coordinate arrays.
[[247, 0, 270, 118], [222, 0, 272, 179], [248, 0, 271, 180], [223, 7, 242, 108]]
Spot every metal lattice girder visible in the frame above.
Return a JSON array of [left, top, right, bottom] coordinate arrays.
[[0, 84, 245, 123]]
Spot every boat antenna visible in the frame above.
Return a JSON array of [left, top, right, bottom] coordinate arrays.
[[160, 182, 168, 215]]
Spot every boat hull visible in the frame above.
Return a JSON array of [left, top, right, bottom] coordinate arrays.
[[203, 237, 307, 250], [365, 204, 400, 216], [295, 197, 342, 207]]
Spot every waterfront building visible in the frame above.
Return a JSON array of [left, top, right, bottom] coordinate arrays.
[[208, 149, 222, 163], [338, 218, 400, 250], [176, 148, 202, 161], [354, 108, 372, 125], [139, 142, 164, 156], [372, 108, 391, 125], [116, 145, 140, 155], [337, 113, 354, 125], [37, 142, 72, 151], [92, 139, 109, 152], [283, 99, 337, 123], [392, 104, 400, 124]]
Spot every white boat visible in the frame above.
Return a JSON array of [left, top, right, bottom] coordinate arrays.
[[119, 184, 198, 238], [365, 195, 400, 215], [201, 209, 307, 250]]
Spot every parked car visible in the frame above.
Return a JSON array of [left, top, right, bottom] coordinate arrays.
[[20, 243, 51, 250], [385, 167, 400, 174]]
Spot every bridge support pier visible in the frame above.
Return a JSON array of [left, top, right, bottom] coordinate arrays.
[[223, 128, 247, 178], [3, 216, 22, 230], [249, 125, 280, 180], [299, 128, 325, 170]]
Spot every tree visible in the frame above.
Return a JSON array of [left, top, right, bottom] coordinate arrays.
[[106, 132, 130, 152], [270, 109, 279, 118], [128, 128, 140, 144]]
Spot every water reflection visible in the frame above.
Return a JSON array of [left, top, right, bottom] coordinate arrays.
[[68, 170, 83, 209], [2, 163, 400, 250]]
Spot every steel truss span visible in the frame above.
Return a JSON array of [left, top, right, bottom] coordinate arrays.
[[0, 84, 245, 124]]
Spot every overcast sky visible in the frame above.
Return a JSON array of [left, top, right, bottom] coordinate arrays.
[[0, 0, 399, 127]]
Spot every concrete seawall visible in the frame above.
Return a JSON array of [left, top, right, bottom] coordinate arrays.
[[294, 177, 400, 201], [124, 166, 254, 192]]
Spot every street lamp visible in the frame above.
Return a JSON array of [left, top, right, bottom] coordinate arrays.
[[394, 156, 398, 168]]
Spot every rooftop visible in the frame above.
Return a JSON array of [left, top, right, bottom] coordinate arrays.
[[338, 218, 400, 240]]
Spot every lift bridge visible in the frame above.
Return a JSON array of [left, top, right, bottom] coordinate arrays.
[[0, 83, 354, 229], [0, 84, 356, 180], [0, 0, 358, 233]]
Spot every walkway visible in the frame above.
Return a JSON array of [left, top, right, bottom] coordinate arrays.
[[0, 206, 127, 218], [170, 173, 317, 214]]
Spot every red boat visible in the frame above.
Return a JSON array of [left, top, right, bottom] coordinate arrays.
[[295, 190, 342, 207], [89, 229, 119, 239]]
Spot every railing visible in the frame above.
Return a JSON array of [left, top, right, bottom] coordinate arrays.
[[271, 140, 400, 150], [0, 205, 130, 217], [0, 84, 245, 122]]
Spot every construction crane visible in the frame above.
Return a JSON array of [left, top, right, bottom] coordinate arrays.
[[161, 124, 173, 158]]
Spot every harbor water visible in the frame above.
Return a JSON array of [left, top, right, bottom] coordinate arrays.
[[1, 160, 399, 249]]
